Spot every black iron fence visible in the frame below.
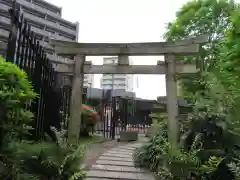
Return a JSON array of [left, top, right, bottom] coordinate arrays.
[[60, 86, 71, 128], [5, 4, 64, 140], [95, 93, 152, 139]]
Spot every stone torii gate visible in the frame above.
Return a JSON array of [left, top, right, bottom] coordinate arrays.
[[50, 36, 207, 145]]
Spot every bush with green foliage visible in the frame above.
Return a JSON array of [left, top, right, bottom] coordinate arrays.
[[133, 115, 240, 180], [0, 56, 86, 179], [0, 56, 37, 142]]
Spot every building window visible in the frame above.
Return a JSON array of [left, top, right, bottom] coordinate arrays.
[[28, 21, 43, 29], [33, 0, 60, 14], [60, 23, 76, 31], [45, 27, 55, 34], [58, 33, 75, 40], [0, 12, 10, 18], [46, 16, 57, 24], [23, 8, 45, 19], [1, 1, 11, 6], [0, 37, 8, 43]]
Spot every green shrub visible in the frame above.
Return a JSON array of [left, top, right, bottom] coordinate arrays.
[[0, 56, 86, 179], [133, 135, 169, 171], [133, 133, 227, 180], [20, 142, 86, 179], [133, 112, 240, 179], [133, 117, 240, 180], [0, 139, 86, 180], [0, 56, 37, 139]]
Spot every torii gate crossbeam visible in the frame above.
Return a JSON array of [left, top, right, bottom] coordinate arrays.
[[54, 61, 199, 75]]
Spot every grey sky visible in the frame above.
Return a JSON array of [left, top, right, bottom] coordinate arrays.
[[46, 0, 188, 99]]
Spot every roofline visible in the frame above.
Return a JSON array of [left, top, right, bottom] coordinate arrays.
[[35, 0, 62, 12]]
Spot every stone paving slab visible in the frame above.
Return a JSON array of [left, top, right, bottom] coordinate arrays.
[[115, 146, 139, 151], [99, 156, 133, 162], [125, 143, 143, 147], [86, 140, 154, 180], [96, 159, 134, 166], [91, 164, 142, 173], [86, 178, 116, 180], [87, 170, 139, 180], [87, 170, 154, 180], [126, 143, 143, 147], [102, 152, 133, 158], [106, 150, 133, 155], [110, 148, 136, 152], [111, 146, 136, 150]]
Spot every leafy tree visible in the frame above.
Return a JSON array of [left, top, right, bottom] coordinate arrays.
[[216, 7, 240, 128], [164, 0, 239, 100]]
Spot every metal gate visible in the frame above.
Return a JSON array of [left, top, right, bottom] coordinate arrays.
[[95, 90, 118, 139], [95, 91, 152, 139]]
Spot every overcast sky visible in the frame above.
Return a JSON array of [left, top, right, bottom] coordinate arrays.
[[46, 0, 188, 99]]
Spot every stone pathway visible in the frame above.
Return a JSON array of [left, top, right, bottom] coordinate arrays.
[[86, 142, 154, 180]]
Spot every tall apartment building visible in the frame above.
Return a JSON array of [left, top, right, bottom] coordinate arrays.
[[0, 0, 93, 87], [100, 57, 134, 92], [0, 0, 78, 63], [83, 74, 94, 87]]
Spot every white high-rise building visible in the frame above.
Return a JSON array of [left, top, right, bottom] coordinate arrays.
[[100, 57, 134, 92], [83, 74, 94, 87]]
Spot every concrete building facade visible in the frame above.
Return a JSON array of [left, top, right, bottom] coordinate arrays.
[[101, 57, 134, 92], [0, 0, 94, 88], [0, 0, 78, 64]]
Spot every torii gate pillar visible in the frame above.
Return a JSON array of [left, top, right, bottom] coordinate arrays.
[[68, 54, 85, 144], [165, 55, 179, 146]]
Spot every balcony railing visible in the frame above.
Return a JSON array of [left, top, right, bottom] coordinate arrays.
[[102, 75, 127, 80], [0, 29, 9, 38], [17, 0, 60, 18], [30, 26, 73, 41], [24, 12, 76, 36]]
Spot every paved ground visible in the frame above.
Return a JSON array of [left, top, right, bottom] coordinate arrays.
[[86, 140, 154, 180], [83, 140, 127, 169]]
